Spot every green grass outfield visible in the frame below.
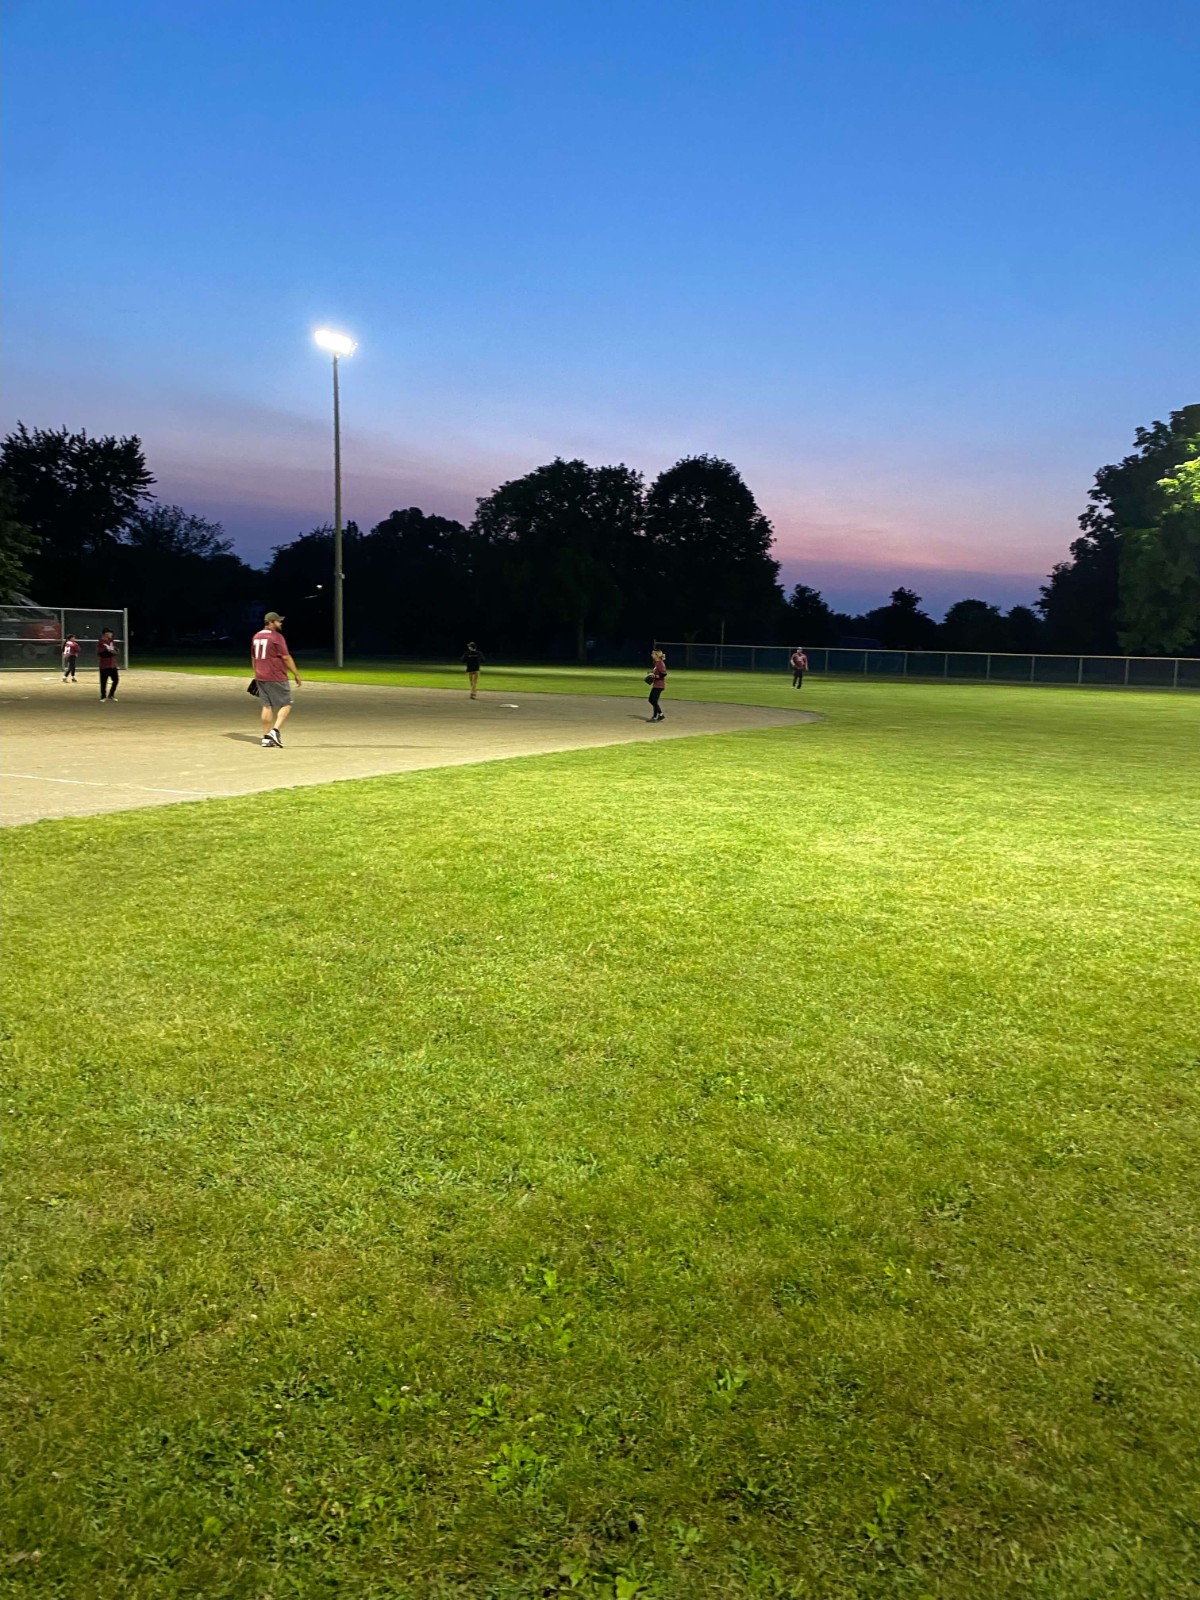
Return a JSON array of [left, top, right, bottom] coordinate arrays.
[[3, 673, 1199, 1599], [137, 656, 771, 700], [133, 650, 1200, 703]]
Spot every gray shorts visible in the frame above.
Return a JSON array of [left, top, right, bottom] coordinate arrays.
[[256, 680, 293, 710]]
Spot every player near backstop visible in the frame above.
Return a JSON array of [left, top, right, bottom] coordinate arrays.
[[251, 612, 302, 748]]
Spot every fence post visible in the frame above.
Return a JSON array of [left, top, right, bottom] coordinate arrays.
[[1173, 658, 1179, 690], [1030, 655, 1036, 683], [1077, 656, 1084, 685], [904, 651, 909, 678], [750, 647, 756, 672], [986, 653, 992, 681], [1124, 656, 1130, 687], [863, 651, 868, 674], [123, 608, 130, 670], [944, 653, 949, 679]]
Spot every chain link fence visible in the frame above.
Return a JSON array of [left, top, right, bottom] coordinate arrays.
[[0, 605, 129, 670], [653, 640, 1200, 690]]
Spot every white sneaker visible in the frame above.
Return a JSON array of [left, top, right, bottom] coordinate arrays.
[[261, 735, 273, 747]]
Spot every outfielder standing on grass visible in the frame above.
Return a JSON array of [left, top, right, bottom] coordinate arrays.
[[251, 612, 302, 748], [789, 645, 808, 689], [97, 629, 120, 700]]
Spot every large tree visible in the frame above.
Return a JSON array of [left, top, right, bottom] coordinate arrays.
[[1004, 604, 1044, 653], [0, 480, 38, 603], [265, 511, 479, 653], [941, 598, 1012, 652], [0, 424, 155, 602], [644, 455, 781, 640], [863, 587, 939, 650], [1040, 405, 1200, 652], [119, 505, 259, 645], [263, 524, 351, 649], [1118, 453, 1200, 655], [473, 458, 645, 661], [784, 582, 836, 645], [355, 507, 475, 653]]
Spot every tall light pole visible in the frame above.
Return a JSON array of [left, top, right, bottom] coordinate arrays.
[[313, 327, 357, 668]]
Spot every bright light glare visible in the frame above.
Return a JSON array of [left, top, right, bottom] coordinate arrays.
[[314, 327, 357, 356]]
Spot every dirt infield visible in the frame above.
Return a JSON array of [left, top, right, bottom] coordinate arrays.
[[0, 671, 818, 826]]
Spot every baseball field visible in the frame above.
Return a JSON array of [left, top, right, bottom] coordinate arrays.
[[2, 667, 1198, 1599]]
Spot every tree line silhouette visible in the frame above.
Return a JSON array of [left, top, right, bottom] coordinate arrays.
[[1, 405, 1196, 658]]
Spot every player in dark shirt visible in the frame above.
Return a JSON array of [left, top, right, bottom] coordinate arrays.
[[97, 630, 120, 700], [462, 642, 485, 699], [648, 650, 668, 721]]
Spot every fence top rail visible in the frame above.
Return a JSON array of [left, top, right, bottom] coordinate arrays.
[[652, 640, 1198, 665], [0, 606, 126, 630], [0, 604, 125, 612]]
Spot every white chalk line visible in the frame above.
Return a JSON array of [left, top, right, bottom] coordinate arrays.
[[0, 771, 209, 797]]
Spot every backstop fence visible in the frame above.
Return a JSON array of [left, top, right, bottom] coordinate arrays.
[[0, 605, 129, 670], [652, 640, 1200, 690]]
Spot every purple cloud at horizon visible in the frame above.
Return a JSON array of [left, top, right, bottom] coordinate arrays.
[[4, 366, 1071, 619], [158, 470, 1051, 621], [147, 415, 1060, 617]]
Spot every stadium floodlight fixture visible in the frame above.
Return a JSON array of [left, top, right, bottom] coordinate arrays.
[[314, 327, 357, 356], [312, 328, 358, 667]]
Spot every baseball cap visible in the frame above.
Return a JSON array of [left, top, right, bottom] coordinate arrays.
[[264, 611, 284, 624]]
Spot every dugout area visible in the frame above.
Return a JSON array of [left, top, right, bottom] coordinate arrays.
[[0, 670, 817, 826]]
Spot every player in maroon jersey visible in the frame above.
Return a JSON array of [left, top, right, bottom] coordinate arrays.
[[251, 612, 302, 747], [647, 650, 668, 721], [97, 630, 120, 699], [62, 634, 80, 681]]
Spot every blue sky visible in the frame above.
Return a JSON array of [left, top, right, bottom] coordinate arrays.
[[3, 0, 1197, 614]]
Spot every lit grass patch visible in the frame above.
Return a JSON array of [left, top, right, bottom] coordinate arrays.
[[2, 681, 1198, 1598]]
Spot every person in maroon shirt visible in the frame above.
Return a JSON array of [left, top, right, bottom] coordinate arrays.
[[789, 646, 809, 689], [61, 634, 80, 682], [97, 630, 120, 700], [251, 612, 302, 747], [647, 650, 668, 721]]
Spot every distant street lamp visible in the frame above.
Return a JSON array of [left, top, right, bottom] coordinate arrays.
[[313, 327, 357, 668]]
